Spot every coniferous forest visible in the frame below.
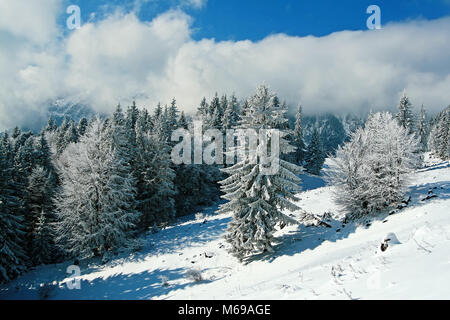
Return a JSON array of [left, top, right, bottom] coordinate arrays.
[[1, 84, 449, 284]]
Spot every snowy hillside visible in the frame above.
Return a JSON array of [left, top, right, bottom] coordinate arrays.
[[1, 155, 449, 300]]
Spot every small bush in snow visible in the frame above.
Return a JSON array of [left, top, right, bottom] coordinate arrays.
[[159, 275, 169, 287], [186, 269, 203, 282]]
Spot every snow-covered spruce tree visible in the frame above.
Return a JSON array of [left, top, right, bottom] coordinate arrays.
[[396, 91, 415, 134], [222, 94, 241, 130], [134, 122, 177, 230], [55, 118, 140, 259], [0, 133, 27, 283], [209, 93, 223, 129], [436, 106, 449, 160], [45, 115, 58, 132], [178, 111, 189, 130], [218, 85, 302, 260], [64, 120, 79, 145], [416, 105, 429, 152], [167, 98, 180, 134], [30, 210, 54, 266], [197, 97, 209, 121], [292, 105, 307, 166], [26, 166, 57, 264], [328, 112, 420, 221], [78, 117, 89, 137], [305, 128, 325, 175], [428, 106, 449, 160]]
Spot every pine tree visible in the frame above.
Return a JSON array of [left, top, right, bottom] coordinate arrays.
[[305, 128, 325, 175], [396, 91, 415, 134], [292, 105, 307, 166], [64, 120, 79, 145], [138, 108, 151, 133], [55, 117, 71, 156], [78, 117, 89, 137], [45, 115, 57, 132], [428, 106, 450, 160], [55, 118, 140, 259], [11, 126, 21, 140], [153, 104, 170, 142], [178, 111, 189, 130], [0, 134, 27, 282], [436, 106, 450, 160], [167, 98, 179, 134], [241, 100, 250, 117], [209, 93, 222, 129], [218, 85, 302, 260], [416, 105, 428, 152], [197, 97, 209, 121], [26, 166, 56, 262], [222, 94, 241, 129], [135, 127, 177, 229], [30, 210, 54, 265], [153, 103, 163, 124]]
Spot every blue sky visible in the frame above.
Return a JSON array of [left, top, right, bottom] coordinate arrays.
[[63, 0, 450, 40]]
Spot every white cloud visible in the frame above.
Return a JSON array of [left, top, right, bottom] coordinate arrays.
[[1, 2, 450, 130], [0, 0, 61, 43], [182, 0, 207, 9]]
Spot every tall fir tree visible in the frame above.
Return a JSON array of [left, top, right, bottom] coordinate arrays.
[[178, 111, 189, 130], [78, 117, 89, 137], [135, 125, 177, 229], [396, 91, 415, 134], [209, 93, 222, 129], [416, 105, 428, 152], [167, 98, 180, 134], [305, 128, 325, 175], [0, 134, 27, 282], [222, 94, 241, 129], [197, 97, 209, 121], [292, 105, 307, 166], [218, 85, 302, 260]]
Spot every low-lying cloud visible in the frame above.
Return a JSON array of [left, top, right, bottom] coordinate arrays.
[[1, 0, 450, 130]]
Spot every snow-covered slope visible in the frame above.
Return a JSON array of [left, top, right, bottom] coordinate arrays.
[[1, 155, 449, 300]]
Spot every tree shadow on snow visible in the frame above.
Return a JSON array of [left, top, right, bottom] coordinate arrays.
[[3, 266, 218, 300]]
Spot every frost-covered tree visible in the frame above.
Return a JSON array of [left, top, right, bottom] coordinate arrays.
[[26, 166, 56, 264], [135, 124, 177, 230], [152, 103, 163, 127], [55, 118, 140, 259], [197, 97, 209, 121], [429, 106, 450, 160], [0, 134, 27, 282], [292, 105, 307, 166], [328, 112, 420, 221], [30, 210, 54, 266], [396, 91, 415, 134], [222, 94, 241, 129], [305, 128, 325, 175], [218, 85, 302, 260], [416, 105, 429, 152], [45, 115, 57, 132], [178, 111, 188, 130], [167, 98, 180, 137], [209, 93, 223, 129], [78, 117, 89, 137], [64, 120, 79, 145]]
